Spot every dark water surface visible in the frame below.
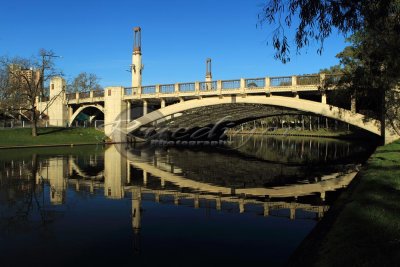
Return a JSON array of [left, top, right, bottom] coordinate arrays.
[[0, 136, 375, 266]]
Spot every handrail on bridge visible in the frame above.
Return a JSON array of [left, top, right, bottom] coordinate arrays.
[[119, 73, 343, 96], [64, 89, 105, 101], [92, 90, 104, 97], [200, 81, 217, 91], [245, 78, 265, 88], [270, 76, 292, 87], [79, 92, 90, 99], [222, 79, 241, 90], [37, 74, 344, 102]]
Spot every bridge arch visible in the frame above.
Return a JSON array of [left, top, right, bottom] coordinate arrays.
[[126, 95, 383, 137], [69, 158, 104, 179], [69, 104, 104, 126], [125, 150, 357, 198]]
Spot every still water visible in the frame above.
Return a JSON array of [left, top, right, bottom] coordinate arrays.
[[0, 136, 375, 266]]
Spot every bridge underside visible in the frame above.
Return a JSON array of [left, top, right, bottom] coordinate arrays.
[[69, 105, 104, 126], [146, 103, 308, 129], [118, 95, 399, 143]]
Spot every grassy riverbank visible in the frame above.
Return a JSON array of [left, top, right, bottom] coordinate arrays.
[[0, 127, 105, 148], [288, 140, 400, 266]]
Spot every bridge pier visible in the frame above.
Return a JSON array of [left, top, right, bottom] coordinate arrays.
[[216, 196, 222, 210], [127, 101, 131, 122], [174, 192, 180, 205], [321, 92, 327, 104], [143, 170, 148, 185], [143, 100, 148, 115], [320, 191, 326, 202], [90, 181, 94, 194], [39, 157, 67, 205], [263, 203, 270, 217], [155, 191, 160, 202], [68, 106, 73, 125], [104, 145, 127, 199], [132, 187, 142, 233], [290, 204, 296, 220], [239, 198, 245, 213], [194, 194, 200, 208], [104, 86, 128, 142], [351, 95, 356, 112]]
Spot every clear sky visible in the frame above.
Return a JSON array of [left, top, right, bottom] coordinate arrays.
[[0, 0, 347, 87]]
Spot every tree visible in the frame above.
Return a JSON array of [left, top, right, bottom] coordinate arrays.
[[0, 49, 63, 136], [68, 72, 101, 93], [259, 0, 400, 143], [337, 30, 400, 137], [259, 1, 383, 62]]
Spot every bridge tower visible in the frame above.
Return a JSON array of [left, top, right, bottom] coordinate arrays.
[[47, 77, 68, 126], [131, 27, 143, 88], [205, 58, 212, 82]]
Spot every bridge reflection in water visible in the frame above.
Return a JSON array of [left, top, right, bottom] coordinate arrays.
[[0, 136, 374, 266], [36, 137, 370, 221]]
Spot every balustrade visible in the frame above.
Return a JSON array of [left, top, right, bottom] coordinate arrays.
[[93, 90, 104, 97], [142, 85, 156, 94], [270, 76, 292, 87], [64, 75, 338, 97], [199, 81, 217, 91], [66, 93, 76, 100], [221, 79, 240, 90], [179, 83, 195, 92], [324, 74, 343, 85], [79, 91, 90, 99], [297, 75, 320, 85], [245, 78, 265, 88], [160, 84, 175, 94]]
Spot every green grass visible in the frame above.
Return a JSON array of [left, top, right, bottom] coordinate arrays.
[[0, 127, 106, 147], [289, 140, 400, 266]]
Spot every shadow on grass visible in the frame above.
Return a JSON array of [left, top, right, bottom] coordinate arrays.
[[375, 149, 400, 154], [367, 165, 400, 171], [38, 127, 74, 136]]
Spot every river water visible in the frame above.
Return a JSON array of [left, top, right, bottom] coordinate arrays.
[[0, 136, 375, 266]]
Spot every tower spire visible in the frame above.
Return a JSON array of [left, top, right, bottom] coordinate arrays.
[[205, 58, 212, 82], [131, 27, 143, 87], [133, 27, 142, 54]]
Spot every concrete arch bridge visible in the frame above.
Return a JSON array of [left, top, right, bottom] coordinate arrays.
[[37, 75, 399, 143], [125, 95, 383, 141]]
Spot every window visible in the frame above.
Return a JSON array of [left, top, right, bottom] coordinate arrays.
[[51, 84, 54, 90], [108, 90, 111, 96]]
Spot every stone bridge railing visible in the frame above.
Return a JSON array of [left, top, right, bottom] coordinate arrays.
[[39, 74, 342, 103], [65, 90, 104, 102], [123, 73, 342, 97]]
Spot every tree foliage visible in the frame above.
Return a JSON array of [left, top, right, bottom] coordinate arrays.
[[259, 0, 398, 63], [0, 50, 62, 136], [260, 0, 400, 141], [68, 72, 101, 92]]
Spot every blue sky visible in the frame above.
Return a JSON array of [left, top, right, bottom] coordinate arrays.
[[0, 0, 347, 87]]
